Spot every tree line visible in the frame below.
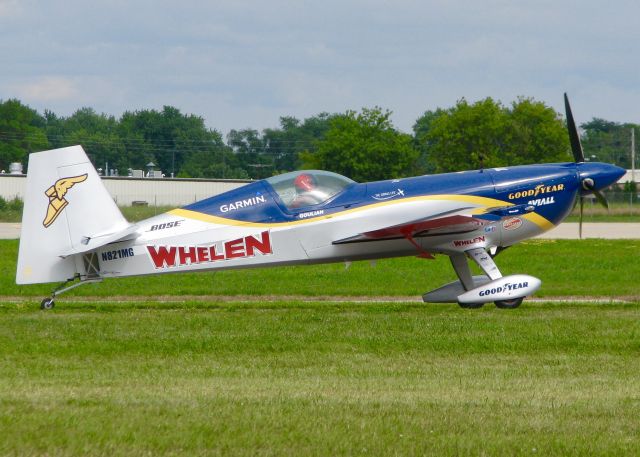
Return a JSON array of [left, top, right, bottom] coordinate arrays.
[[0, 97, 636, 182]]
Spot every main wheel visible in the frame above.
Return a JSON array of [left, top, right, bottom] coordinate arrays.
[[40, 298, 55, 310], [458, 302, 485, 309], [494, 297, 523, 309]]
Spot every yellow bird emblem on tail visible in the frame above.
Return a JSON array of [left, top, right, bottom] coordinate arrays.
[[43, 174, 88, 228]]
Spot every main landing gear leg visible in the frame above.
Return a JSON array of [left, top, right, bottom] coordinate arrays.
[[450, 254, 484, 309], [40, 275, 103, 310], [465, 248, 524, 309]]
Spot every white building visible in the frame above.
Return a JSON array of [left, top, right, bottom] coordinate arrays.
[[0, 174, 251, 206]]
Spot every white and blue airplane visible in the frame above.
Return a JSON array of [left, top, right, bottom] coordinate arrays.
[[16, 95, 624, 309]]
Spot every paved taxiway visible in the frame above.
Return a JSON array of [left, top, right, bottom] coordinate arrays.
[[0, 222, 638, 240]]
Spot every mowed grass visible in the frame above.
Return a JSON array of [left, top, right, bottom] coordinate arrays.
[[2, 240, 640, 455], [566, 201, 640, 222], [0, 300, 639, 455], [2, 239, 639, 299]]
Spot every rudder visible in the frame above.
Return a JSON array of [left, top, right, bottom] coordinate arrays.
[[16, 146, 131, 284]]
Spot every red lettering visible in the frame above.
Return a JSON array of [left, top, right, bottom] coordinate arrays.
[[453, 236, 485, 247], [197, 246, 209, 263], [147, 246, 177, 268], [224, 238, 245, 258], [209, 245, 224, 261], [178, 246, 198, 265], [245, 231, 272, 256]]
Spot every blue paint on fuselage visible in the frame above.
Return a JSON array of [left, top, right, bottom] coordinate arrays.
[[182, 162, 624, 227]]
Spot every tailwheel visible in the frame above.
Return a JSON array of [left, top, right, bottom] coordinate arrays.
[[458, 302, 484, 309], [40, 297, 55, 310], [494, 297, 524, 309]]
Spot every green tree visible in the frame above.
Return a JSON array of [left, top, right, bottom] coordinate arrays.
[[179, 130, 248, 179], [301, 107, 417, 182], [507, 97, 570, 164], [263, 114, 334, 173], [227, 128, 272, 179], [412, 108, 446, 174], [118, 106, 222, 177], [417, 97, 570, 173], [56, 108, 126, 174], [581, 118, 637, 168], [0, 99, 49, 171]]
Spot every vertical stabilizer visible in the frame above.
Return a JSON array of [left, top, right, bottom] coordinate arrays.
[[16, 146, 130, 284]]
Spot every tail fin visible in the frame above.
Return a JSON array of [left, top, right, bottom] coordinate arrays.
[[16, 146, 133, 284]]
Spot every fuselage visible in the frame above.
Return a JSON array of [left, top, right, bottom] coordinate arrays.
[[95, 162, 623, 279]]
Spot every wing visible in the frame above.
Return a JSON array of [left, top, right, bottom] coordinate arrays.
[[333, 214, 487, 244], [332, 203, 535, 245], [54, 174, 88, 199]]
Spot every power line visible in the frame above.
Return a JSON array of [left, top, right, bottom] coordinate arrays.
[[0, 131, 322, 153]]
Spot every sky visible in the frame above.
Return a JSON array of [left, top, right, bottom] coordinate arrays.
[[1, 0, 639, 134]]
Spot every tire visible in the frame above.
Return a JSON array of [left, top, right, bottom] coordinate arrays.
[[458, 302, 484, 309], [40, 298, 55, 310], [494, 297, 523, 309]]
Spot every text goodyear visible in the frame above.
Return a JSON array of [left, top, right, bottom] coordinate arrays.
[[508, 183, 564, 200], [479, 281, 529, 297]]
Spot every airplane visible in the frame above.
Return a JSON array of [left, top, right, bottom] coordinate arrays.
[[16, 95, 625, 309]]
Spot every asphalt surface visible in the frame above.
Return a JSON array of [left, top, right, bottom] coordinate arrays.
[[2, 222, 638, 240]]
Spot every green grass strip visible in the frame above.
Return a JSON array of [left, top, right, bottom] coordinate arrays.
[[0, 301, 639, 455], [2, 239, 639, 300]]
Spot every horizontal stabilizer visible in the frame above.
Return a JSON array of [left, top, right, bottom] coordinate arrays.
[[60, 224, 139, 257]]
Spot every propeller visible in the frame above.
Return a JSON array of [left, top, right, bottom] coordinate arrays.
[[564, 93, 584, 163], [564, 93, 609, 238]]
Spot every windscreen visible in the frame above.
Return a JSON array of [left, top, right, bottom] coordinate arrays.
[[266, 170, 355, 210]]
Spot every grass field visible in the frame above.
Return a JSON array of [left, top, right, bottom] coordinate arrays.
[[2, 239, 640, 455], [2, 239, 639, 300], [566, 201, 640, 222], [1, 300, 639, 455]]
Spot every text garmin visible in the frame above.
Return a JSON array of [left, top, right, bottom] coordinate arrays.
[[147, 231, 272, 269], [220, 195, 266, 213]]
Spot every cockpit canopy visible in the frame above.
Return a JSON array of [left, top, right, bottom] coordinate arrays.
[[266, 170, 355, 210]]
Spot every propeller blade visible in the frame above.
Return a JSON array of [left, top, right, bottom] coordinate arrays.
[[593, 189, 609, 209], [564, 93, 585, 163], [582, 177, 610, 209], [579, 195, 584, 239]]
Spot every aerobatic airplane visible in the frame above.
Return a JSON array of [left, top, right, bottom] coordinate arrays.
[[16, 95, 625, 309]]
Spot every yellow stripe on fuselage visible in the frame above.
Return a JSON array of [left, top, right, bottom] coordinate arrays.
[[169, 194, 555, 231]]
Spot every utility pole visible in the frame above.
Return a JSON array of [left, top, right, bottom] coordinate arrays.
[[632, 127, 636, 183]]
